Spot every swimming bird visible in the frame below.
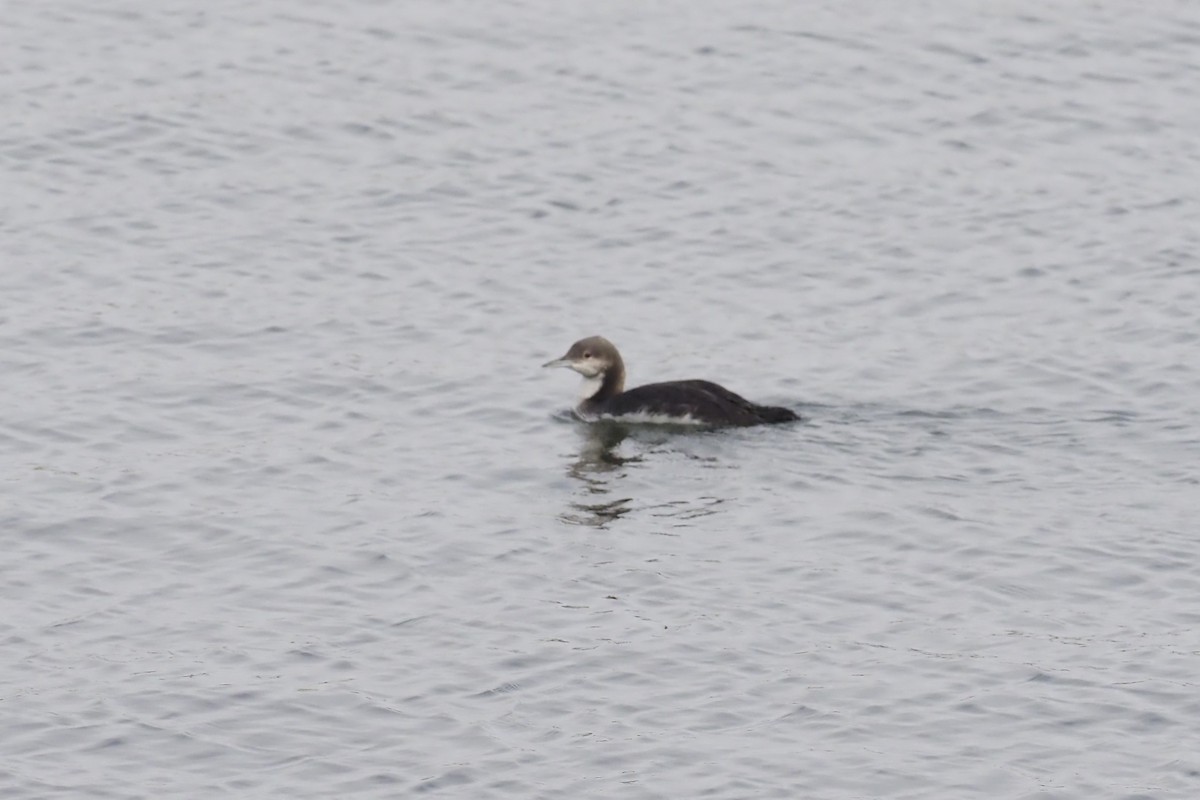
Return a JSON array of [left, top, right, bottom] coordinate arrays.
[[543, 335, 800, 427]]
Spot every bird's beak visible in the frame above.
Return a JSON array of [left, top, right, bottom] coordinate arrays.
[[542, 356, 573, 369]]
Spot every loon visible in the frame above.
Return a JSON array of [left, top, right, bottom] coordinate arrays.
[[543, 335, 800, 427]]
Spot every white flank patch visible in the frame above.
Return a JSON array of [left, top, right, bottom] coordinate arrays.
[[597, 410, 706, 426]]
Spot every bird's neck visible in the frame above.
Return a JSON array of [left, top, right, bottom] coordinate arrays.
[[580, 362, 625, 403]]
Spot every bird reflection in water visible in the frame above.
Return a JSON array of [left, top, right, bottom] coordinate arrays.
[[560, 421, 639, 528]]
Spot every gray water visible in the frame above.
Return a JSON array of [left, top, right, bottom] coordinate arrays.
[[3, 1, 1199, 797]]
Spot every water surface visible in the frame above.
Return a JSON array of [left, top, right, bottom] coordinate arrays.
[[3, 1, 1199, 798]]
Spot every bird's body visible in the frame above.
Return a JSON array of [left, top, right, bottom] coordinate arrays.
[[543, 336, 800, 427]]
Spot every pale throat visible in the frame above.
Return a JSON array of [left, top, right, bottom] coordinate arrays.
[[577, 372, 605, 401]]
